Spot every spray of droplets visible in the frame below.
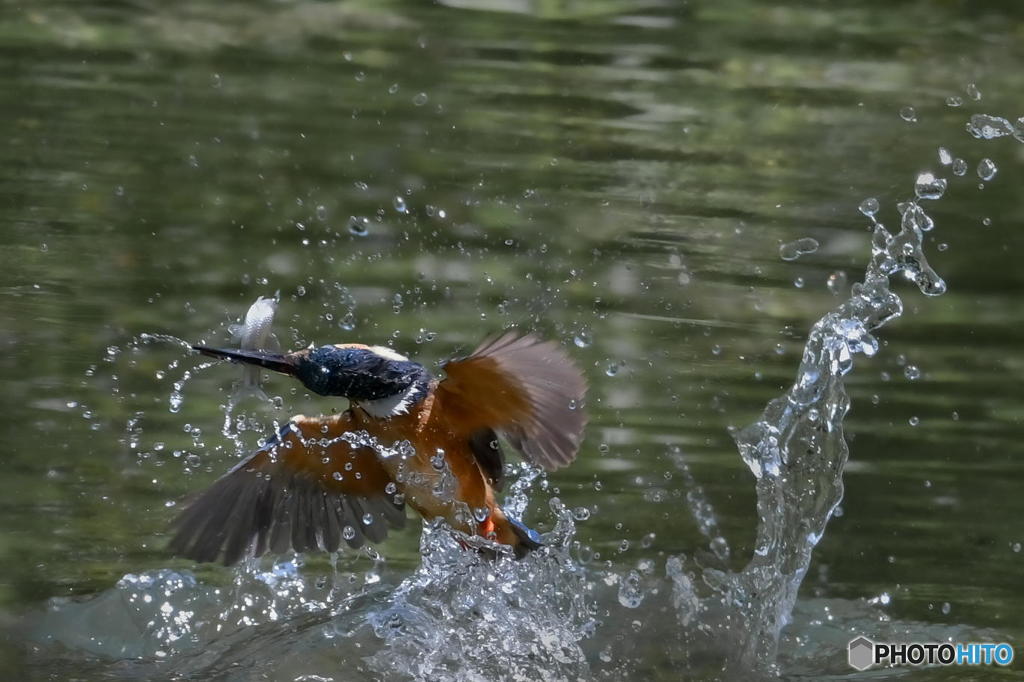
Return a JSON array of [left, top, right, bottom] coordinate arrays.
[[666, 111, 1019, 674]]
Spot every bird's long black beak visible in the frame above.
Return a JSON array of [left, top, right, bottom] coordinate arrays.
[[192, 345, 299, 376]]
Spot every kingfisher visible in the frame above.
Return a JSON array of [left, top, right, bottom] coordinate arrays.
[[169, 331, 588, 565]]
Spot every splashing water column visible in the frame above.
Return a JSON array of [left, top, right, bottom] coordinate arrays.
[[713, 162, 959, 670]]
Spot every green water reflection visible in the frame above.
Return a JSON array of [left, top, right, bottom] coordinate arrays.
[[2, 0, 1024, 678]]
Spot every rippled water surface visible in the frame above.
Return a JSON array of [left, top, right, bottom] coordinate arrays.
[[3, 1, 1024, 679]]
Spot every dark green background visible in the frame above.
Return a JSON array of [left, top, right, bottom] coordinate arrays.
[[2, 0, 1023, 678]]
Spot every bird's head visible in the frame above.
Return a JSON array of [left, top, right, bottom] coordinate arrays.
[[194, 342, 429, 408]]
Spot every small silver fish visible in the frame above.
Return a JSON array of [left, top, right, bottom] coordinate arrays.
[[227, 292, 280, 402]]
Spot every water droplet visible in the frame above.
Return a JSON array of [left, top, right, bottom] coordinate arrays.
[[387, 83, 399, 94], [617, 570, 644, 608], [605, 362, 619, 377], [826, 270, 848, 296], [778, 237, 819, 261], [572, 507, 591, 521], [965, 83, 982, 101], [342, 526, 356, 540], [573, 330, 592, 348], [941, 602, 951, 615], [899, 106, 917, 122], [908, 416, 920, 426], [315, 204, 328, 221], [951, 158, 968, 176], [858, 197, 880, 217], [348, 216, 369, 236], [945, 95, 963, 107], [914, 172, 946, 200], [793, 277, 805, 288], [977, 158, 997, 181], [710, 536, 730, 561], [917, 272, 946, 296], [412, 92, 428, 106], [1012, 542, 1021, 553], [937, 147, 952, 165], [393, 196, 408, 214], [904, 365, 921, 380], [966, 113, 1012, 139], [362, 513, 374, 525], [385, 482, 397, 494]]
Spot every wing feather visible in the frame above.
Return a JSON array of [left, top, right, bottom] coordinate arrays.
[[168, 415, 405, 565], [438, 331, 587, 471]]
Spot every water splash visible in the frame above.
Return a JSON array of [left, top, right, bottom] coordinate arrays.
[[361, 506, 592, 682], [29, 466, 593, 681], [686, 113, 1019, 672], [29, 554, 383, 666]]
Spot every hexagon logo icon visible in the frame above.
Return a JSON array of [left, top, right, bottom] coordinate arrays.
[[848, 636, 875, 671]]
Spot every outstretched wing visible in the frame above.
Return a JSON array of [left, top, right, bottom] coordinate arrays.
[[438, 331, 588, 472], [168, 414, 405, 565]]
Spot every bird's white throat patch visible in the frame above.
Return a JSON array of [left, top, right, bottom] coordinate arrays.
[[358, 381, 422, 418]]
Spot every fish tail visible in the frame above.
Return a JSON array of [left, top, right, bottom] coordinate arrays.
[[230, 379, 271, 406]]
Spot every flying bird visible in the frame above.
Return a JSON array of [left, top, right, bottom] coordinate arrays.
[[170, 331, 587, 565]]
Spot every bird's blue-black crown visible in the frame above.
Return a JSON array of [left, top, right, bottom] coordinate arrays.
[[295, 346, 430, 400]]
